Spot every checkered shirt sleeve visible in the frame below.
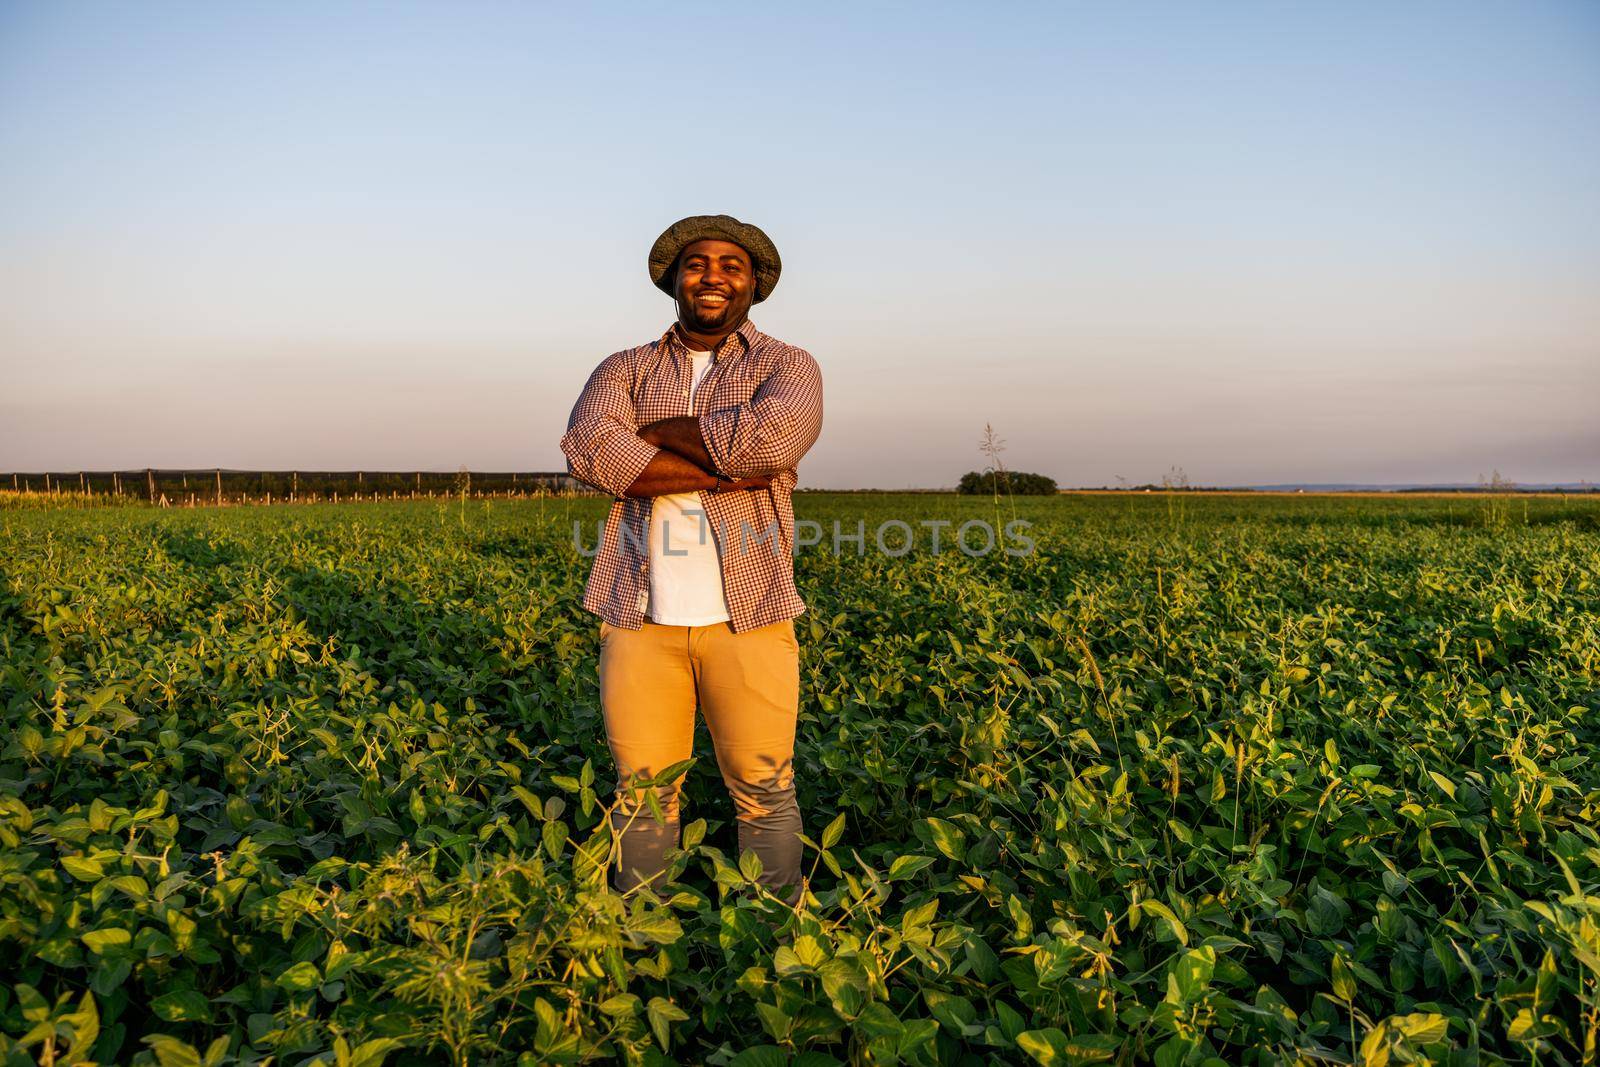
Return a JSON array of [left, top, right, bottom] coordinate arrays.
[[698, 347, 824, 480], [559, 351, 661, 498]]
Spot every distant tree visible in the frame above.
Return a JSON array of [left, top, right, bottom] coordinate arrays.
[[958, 471, 1057, 495]]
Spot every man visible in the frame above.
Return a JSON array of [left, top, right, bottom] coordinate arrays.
[[559, 214, 823, 906]]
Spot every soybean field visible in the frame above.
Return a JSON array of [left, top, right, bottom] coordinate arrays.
[[2, 493, 1599, 1066]]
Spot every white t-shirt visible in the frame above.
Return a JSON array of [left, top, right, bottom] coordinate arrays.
[[645, 350, 731, 626]]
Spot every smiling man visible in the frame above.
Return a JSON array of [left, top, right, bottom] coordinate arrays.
[[559, 214, 824, 905]]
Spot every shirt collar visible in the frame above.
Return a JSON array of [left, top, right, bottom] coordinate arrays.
[[661, 318, 758, 363]]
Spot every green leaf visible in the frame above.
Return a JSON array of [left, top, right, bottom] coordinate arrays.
[[925, 817, 966, 861], [855, 1002, 903, 1039], [1307, 887, 1348, 936], [275, 960, 321, 992], [1331, 954, 1357, 1002], [15, 983, 47, 1022], [924, 989, 979, 1035], [1535, 948, 1559, 1013], [1427, 771, 1456, 799], [81, 927, 131, 954], [996, 1000, 1028, 1042], [200, 1035, 232, 1067], [1392, 1012, 1449, 1044], [1136, 899, 1188, 946], [648, 757, 697, 786], [225, 795, 256, 830], [1167, 946, 1216, 1003], [599, 993, 641, 1018], [1018, 1028, 1121, 1065], [739, 848, 764, 883], [106, 874, 149, 900], [347, 1037, 405, 1067], [887, 854, 935, 881], [152, 989, 213, 1023], [647, 996, 688, 1050], [791, 934, 829, 967], [965, 932, 1001, 983], [62, 855, 105, 882], [627, 909, 683, 945], [818, 957, 868, 1018], [58, 990, 99, 1058], [822, 811, 846, 849], [143, 1035, 203, 1067], [541, 819, 567, 860], [1507, 1008, 1554, 1042], [1007, 895, 1035, 940], [902, 897, 939, 931], [511, 785, 543, 818], [1359, 1025, 1395, 1067]]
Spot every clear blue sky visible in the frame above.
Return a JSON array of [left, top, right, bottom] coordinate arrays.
[[3, 1, 1597, 487]]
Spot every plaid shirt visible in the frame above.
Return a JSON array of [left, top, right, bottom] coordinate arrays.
[[560, 318, 823, 632]]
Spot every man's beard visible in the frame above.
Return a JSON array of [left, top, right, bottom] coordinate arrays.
[[690, 306, 728, 328], [684, 301, 743, 331]]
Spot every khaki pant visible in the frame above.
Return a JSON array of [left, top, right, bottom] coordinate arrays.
[[597, 617, 803, 904]]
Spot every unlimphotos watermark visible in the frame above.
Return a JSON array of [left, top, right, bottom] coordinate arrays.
[[573, 513, 1034, 558]]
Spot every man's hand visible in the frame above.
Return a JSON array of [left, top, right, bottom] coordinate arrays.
[[712, 474, 773, 494]]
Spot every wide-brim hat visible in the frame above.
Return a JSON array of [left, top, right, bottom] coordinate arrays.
[[648, 214, 781, 304]]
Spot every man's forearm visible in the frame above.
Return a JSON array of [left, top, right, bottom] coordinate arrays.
[[622, 447, 774, 498], [639, 417, 716, 472], [622, 448, 717, 497]]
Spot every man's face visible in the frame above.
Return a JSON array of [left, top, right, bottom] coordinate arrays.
[[674, 239, 755, 335]]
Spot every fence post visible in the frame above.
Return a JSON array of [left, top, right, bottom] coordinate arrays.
[[216, 469, 222, 507], [147, 469, 155, 502]]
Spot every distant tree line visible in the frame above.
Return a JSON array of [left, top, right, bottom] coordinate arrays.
[[957, 470, 1058, 495], [0, 469, 585, 504]]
